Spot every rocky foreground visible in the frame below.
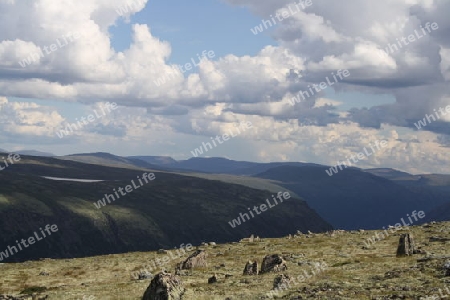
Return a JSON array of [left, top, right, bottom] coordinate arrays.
[[0, 222, 449, 299]]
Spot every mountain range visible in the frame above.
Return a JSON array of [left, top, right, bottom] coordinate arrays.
[[0, 150, 449, 262]]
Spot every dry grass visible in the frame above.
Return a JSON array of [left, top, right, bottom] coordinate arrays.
[[0, 222, 449, 299]]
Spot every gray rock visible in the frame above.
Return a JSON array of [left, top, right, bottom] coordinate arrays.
[[273, 274, 291, 290], [396, 233, 415, 256], [177, 250, 207, 270], [243, 260, 258, 275], [138, 271, 153, 280], [444, 260, 450, 276], [141, 272, 185, 300], [208, 274, 218, 284], [249, 234, 254, 243], [260, 254, 287, 274], [429, 236, 450, 242]]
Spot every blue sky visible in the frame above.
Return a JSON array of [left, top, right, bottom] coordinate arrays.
[[110, 0, 276, 66]]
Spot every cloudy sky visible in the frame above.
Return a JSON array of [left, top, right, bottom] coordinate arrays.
[[0, 0, 449, 174]]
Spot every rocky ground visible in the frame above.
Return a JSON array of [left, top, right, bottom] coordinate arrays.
[[0, 222, 449, 299]]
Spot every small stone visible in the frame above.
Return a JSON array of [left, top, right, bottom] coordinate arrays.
[[273, 274, 291, 290], [444, 261, 450, 276], [138, 271, 153, 280], [243, 261, 258, 275], [249, 234, 254, 243], [208, 274, 217, 284]]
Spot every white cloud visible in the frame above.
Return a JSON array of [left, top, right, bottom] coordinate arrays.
[[0, 0, 449, 174]]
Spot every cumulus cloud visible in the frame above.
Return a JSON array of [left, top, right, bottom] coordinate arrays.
[[0, 97, 64, 143], [0, 0, 449, 173]]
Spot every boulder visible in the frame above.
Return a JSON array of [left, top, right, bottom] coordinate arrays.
[[429, 236, 450, 242], [142, 272, 185, 300], [178, 250, 207, 270], [243, 260, 258, 275], [444, 261, 450, 276], [208, 274, 218, 284], [260, 254, 287, 273], [396, 233, 415, 256], [138, 271, 153, 280], [273, 274, 291, 290]]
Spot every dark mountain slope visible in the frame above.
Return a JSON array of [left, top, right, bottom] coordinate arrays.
[[424, 202, 450, 222], [255, 165, 448, 230], [0, 157, 331, 262], [165, 157, 321, 175]]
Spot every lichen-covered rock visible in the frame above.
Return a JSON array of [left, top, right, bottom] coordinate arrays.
[[142, 272, 184, 300], [273, 274, 291, 290], [260, 254, 287, 273], [396, 233, 415, 256], [178, 250, 207, 270], [243, 260, 258, 275]]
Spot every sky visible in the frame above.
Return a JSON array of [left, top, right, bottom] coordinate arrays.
[[0, 0, 449, 174]]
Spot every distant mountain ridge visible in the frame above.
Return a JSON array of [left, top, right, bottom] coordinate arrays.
[[254, 165, 449, 230], [58, 152, 166, 171], [131, 156, 323, 175], [42, 152, 450, 229], [128, 155, 178, 165], [16, 150, 55, 157], [0, 155, 331, 262], [0, 149, 55, 157]]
